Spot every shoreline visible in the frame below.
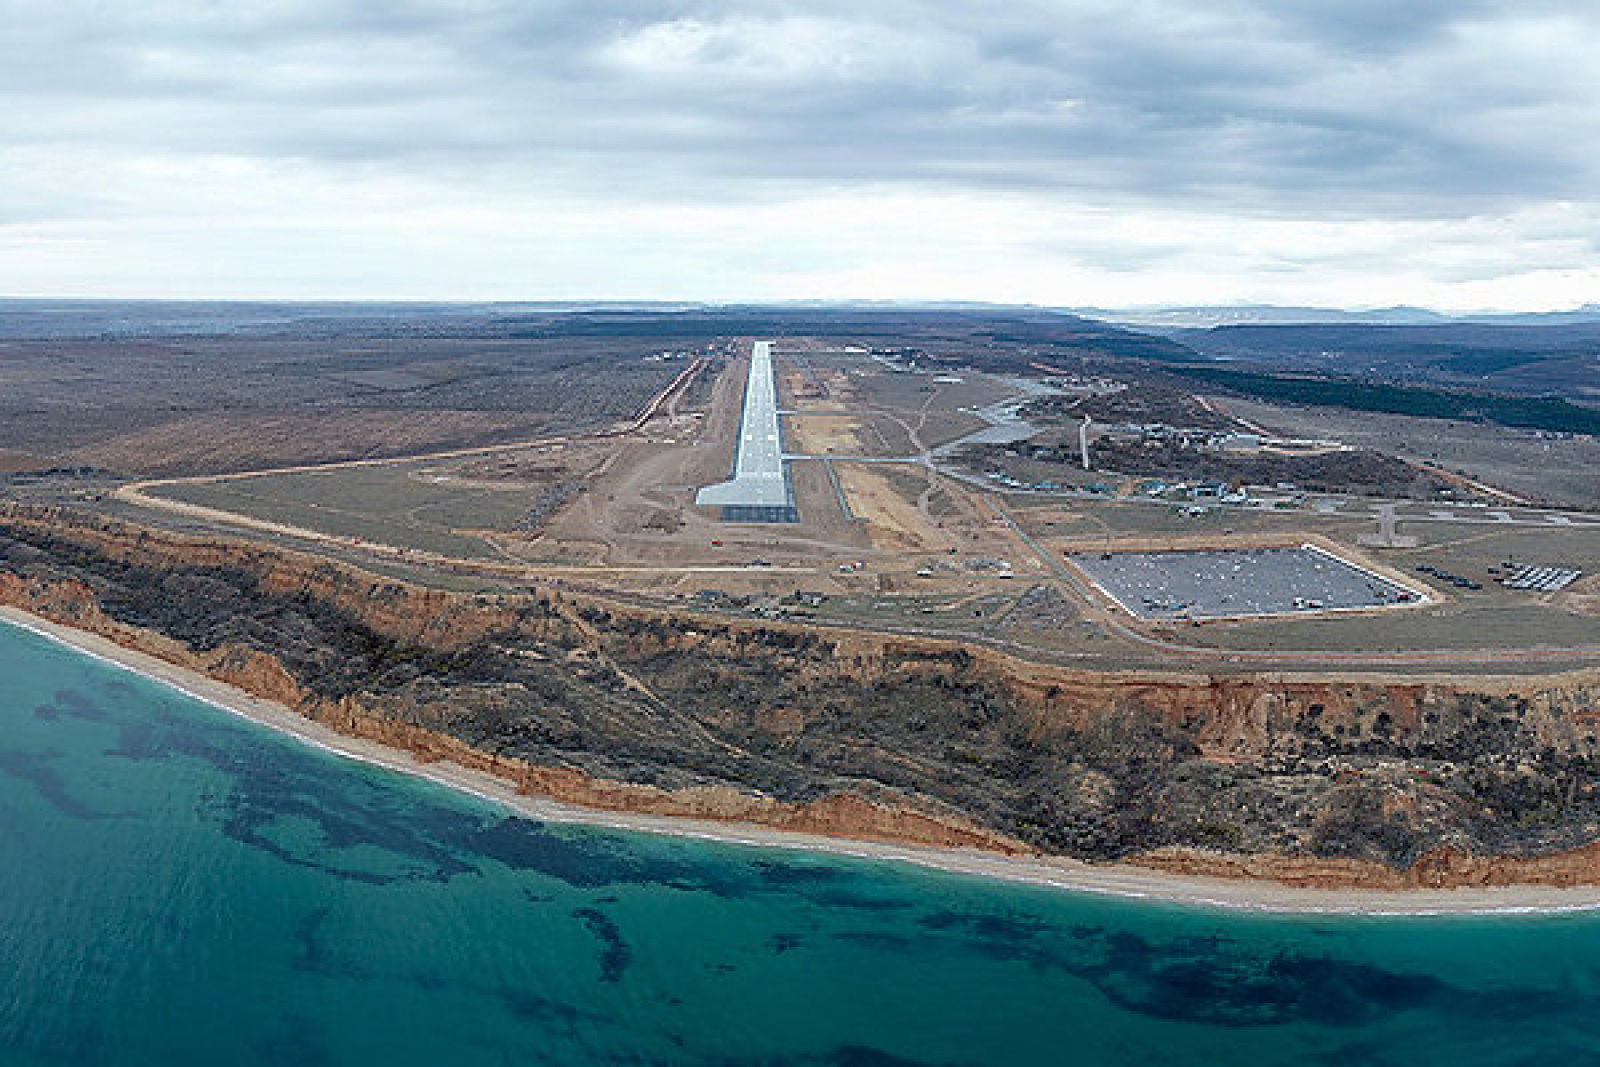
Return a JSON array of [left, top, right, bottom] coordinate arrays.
[[6, 604, 1600, 917]]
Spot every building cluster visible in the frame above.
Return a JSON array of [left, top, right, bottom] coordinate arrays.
[[688, 589, 829, 620], [1094, 422, 1340, 455]]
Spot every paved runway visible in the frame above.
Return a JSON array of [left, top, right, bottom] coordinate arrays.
[[696, 340, 796, 522]]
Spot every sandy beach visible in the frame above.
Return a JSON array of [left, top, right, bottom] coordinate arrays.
[[6, 604, 1600, 917]]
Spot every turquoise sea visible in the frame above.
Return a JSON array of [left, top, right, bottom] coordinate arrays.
[[3, 619, 1599, 1066]]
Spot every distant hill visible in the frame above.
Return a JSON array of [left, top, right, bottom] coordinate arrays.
[[0, 299, 1201, 364], [1163, 321, 1600, 399], [1173, 363, 1600, 436], [1082, 304, 1600, 330], [1083, 305, 1451, 328]]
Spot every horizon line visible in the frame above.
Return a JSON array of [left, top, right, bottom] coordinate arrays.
[[0, 295, 1596, 319]]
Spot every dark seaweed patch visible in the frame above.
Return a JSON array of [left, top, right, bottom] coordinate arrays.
[[33, 688, 107, 723], [904, 909, 1057, 970], [0, 1005, 111, 1066], [695, 1049, 958, 1067], [806, 889, 913, 913], [468, 818, 760, 898], [831, 1048, 956, 1067], [472, 819, 659, 887], [917, 910, 1051, 942], [572, 907, 632, 983], [291, 906, 332, 974], [0, 748, 130, 820], [831, 931, 917, 953], [903, 907, 1568, 1031], [752, 860, 852, 887], [254, 1015, 333, 1067], [217, 782, 476, 886], [1080, 939, 1448, 1027], [101, 692, 791, 897], [99, 704, 486, 883], [500, 989, 588, 1031], [40, 668, 960, 911], [289, 907, 373, 981], [103, 718, 168, 761]]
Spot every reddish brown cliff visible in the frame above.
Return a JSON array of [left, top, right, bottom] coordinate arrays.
[[4, 502, 1600, 888]]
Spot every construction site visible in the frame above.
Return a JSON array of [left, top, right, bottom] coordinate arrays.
[[1066, 545, 1424, 622]]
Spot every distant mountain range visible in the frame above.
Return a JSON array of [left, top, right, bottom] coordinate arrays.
[[3, 297, 1597, 340], [1075, 304, 1600, 329]]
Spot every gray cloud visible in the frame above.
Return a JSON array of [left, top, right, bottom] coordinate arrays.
[[0, 1, 1594, 303], [1, 1, 1593, 212]]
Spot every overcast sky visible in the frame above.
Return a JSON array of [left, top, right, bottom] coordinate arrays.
[[1, 1, 1596, 309]]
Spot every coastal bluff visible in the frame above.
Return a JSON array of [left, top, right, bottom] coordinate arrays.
[[5, 501, 1600, 890]]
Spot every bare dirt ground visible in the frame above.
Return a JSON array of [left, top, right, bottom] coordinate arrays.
[[836, 464, 942, 551], [0, 450, 47, 474], [787, 415, 862, 455]]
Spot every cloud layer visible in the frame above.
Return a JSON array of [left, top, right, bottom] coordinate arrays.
[[1, 1, 1596, 307]]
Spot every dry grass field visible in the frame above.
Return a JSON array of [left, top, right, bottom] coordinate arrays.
[[1222, 397, 1600, 509], [75, 410, 555, 477]]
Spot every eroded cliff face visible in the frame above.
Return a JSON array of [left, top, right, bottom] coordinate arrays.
[[4, 502, 1600, 887]]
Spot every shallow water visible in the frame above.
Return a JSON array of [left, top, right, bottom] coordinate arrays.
[[2, 619, 1597, 1065]]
